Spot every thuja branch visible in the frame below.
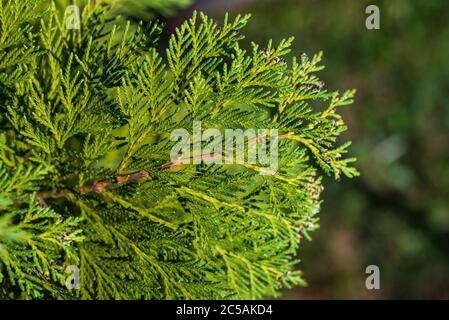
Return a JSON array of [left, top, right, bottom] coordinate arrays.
[[0, 0, 357, 299]]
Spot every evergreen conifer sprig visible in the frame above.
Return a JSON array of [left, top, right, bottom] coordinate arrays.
[[0, 0, 358, 299]]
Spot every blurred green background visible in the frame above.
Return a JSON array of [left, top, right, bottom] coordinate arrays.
[[122, 0, 449, 299]]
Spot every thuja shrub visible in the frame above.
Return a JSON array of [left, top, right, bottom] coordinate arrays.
[[0, 0, 358, 299]]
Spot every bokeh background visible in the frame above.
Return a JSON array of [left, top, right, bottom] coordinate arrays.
[[121, 0, 449, 299]]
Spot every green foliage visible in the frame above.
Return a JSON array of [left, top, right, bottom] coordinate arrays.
[[0, 0, 357, 299], [0, 0, 45, 90], [236, 0, 449, 298], [0, 163, 83, 299], [55, 0, 193, 19]]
